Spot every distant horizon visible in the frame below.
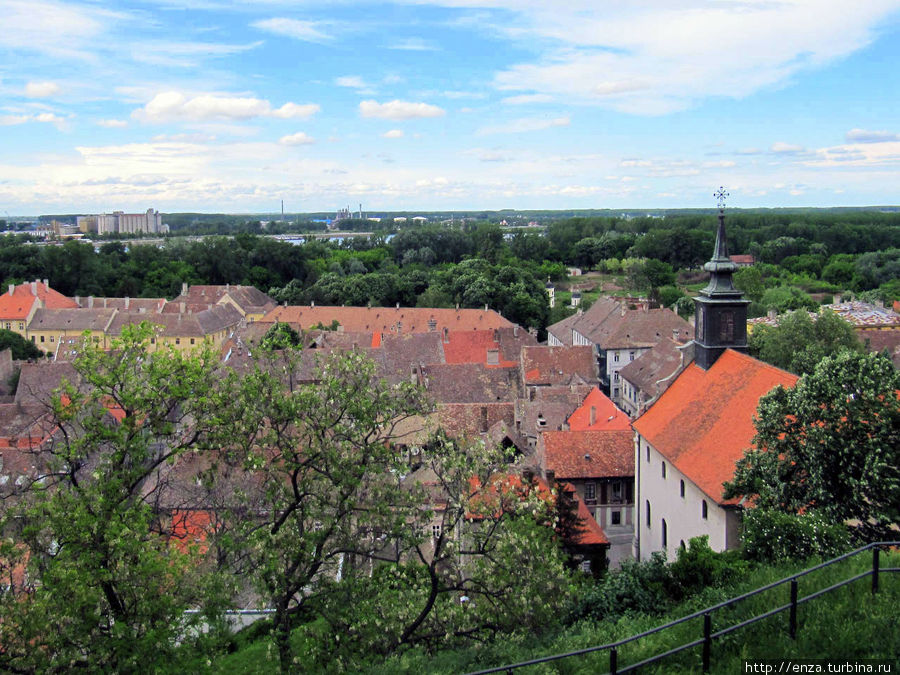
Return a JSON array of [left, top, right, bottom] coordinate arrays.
[[8, 204, 900, 221]]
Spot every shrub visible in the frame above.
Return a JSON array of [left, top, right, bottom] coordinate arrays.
[[667, 536, 749, 600], [741, 509, 850, 563]]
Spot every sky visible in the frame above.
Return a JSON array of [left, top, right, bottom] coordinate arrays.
[[1, 0, 899, 215]]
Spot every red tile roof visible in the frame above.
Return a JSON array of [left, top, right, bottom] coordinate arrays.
[[567, 387, 632, 431], [543, 430, 634, 480], [262, 305, 515, 334], [0, 281, 77, 320], [441, 329, 518, 367], [633, 350, 798, 505], [562, 483, 610, 546]]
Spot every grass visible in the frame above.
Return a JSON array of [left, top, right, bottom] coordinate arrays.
[[207, 552, 899, 674]]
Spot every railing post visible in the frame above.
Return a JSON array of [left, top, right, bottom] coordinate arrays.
[[702, 612, 712, 673], [872, 546, 880, 594], [789, 578, 798, 639], [610, 647, 618, 675]]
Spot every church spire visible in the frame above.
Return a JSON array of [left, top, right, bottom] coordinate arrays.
[[692, 187, 750, 370]]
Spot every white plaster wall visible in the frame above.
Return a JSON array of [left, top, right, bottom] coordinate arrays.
[[635, 436, 730, 561]]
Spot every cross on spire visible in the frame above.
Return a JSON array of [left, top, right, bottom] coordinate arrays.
[[714, 186, 729, 211]]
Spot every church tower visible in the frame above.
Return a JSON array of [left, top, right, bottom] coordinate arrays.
[[693, 188, 750, 370]]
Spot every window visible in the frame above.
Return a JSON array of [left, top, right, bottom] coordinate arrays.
[[702, 500, 708, 519], [662, 519, 667, 547], [719, 310, 735, 342], [613, 351, 620, 363], [151, 338, 156, 344], [661, 462, 666, 479], [3, 322, 9, 330], [190, 338, 195, 345], [584, 483, 596, 502], [175, 338, 181, 345], [614, 372, 619, 382], [646, 446, 650, 462], [40, 335, 44, 343], [431, 524, 442, 539], [613, 387, 619, 398], [611, 481, 622, 502], [611, 510, 621, 525], [18, 323, 23, 330], [629, 351, 635, 361], [49, 336, 54, 343], [680, 540, 686, 550], [680, 480, 685, 498], [645, 500, 651, 527]]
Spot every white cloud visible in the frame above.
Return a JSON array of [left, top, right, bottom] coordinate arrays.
[[0, 112, 65, 128], [489, 1, 899, 114], [359, 99, 445, 120], [335, 76, 375, 94], [279, 132, 315, 145], [133, 92, 320, 123], [382, 129, 404, 139], [502, 94, 553, 105], [252, 18, 330, 43], [478, 115, 569, 135], [0, 0, 122, 60], [771, 142, 806, 154], [129, 39, 262, 68], [388, 37, 435, 51], [24, 81, 60, 98], [845, 128, 899, 143], [97, 119, 128, 128]]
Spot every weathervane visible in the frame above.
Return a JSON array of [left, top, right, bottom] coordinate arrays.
[[714, 186, 729, 211]]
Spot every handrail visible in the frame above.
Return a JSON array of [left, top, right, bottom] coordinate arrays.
[[467, 541, 899, 675]]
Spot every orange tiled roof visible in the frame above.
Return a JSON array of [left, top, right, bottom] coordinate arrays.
[[262, 305, 515, 334], [543, 429, 634, 480], [562, 483, 610, 546], [441, 329, 518, 367], [567, 387, 632, 431], [0, 281, 77, 320], [632, 350, 797, 505]]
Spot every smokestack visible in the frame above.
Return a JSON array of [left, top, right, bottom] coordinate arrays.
[[43, 279, 48, 287], [30, 281, 37, 295], [181, 282, 188, 296], [88, 296, 94, 309], [124, 296, 130, 310], [8, 284, 14, 296]]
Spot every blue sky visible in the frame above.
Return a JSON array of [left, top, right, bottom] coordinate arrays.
[[1, 0, 899, 215]]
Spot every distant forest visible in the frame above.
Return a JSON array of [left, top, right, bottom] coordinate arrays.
[[2, 210, 898, 333]]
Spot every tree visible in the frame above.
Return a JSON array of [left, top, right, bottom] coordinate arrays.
[[725, 350, 900, 541], [748, 309, 864, 375], [217, 349, 432, 671], [0, 324, 227, 671], [0, 328, 45, 360]]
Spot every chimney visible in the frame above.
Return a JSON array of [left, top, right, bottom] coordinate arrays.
[[7, 284, 13, 296], [456, 303, 459, 310], [30, 281, 37, 295], [311, 301, 315, 308], [621, 304, 626, 317], [181, 282, 188, 296], [124, 296, 130, 310], [88, 296, 94, 309], [396, 302, 400, 309], [484, 303, 488, 311], [589, 405, 596, 426], [43, 279, 48, 287], [513, 325, 518, 338], [672, 328, 679, 341]]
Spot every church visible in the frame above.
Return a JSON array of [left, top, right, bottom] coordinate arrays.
[[632, 195, 798, 560]]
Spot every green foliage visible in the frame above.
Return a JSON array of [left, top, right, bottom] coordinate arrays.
[[748, 310, 864, 375], [740, 509, 851, 563], [667, 536, 749, 600], [0, 328, 45, 359], [725, 350, 900, 541], [0, 324, 228, 671], [260, 321, 302, 350], [733, 266, 765, 303], [759, 285, 818, 313]]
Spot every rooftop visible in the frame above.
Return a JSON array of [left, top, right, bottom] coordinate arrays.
[[543, 429, 634, 480]]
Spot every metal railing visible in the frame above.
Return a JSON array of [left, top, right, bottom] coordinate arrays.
[[468, 541, 900, 675]]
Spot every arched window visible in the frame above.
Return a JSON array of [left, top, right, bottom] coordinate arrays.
[[661, 462, 666, 479], [646, 500, 651, 527], [662, 519, 668, 547], [680, 480, 685, 498], [702, 499, 708, 520]]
